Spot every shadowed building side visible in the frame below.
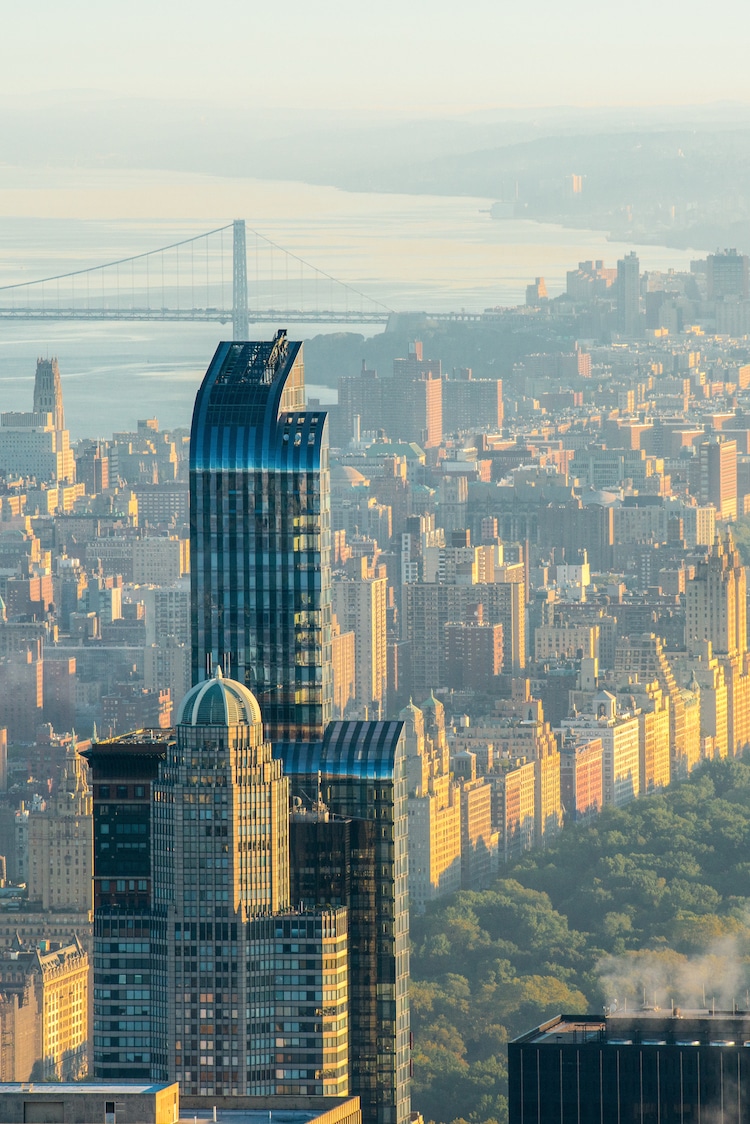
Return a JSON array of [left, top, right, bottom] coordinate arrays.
[[278, 719, 410, 1124]]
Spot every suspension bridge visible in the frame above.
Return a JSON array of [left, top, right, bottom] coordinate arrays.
[[0, 219, 414, 336]]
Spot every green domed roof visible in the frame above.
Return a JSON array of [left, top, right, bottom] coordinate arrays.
[[176, 667, 263, 727]]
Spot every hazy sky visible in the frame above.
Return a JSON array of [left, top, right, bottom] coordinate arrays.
[[3, 0, 750, 113]]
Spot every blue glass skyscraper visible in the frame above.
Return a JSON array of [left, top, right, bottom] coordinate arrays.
[[189, 332, 410, 1123], [190, 331, 332, 742]]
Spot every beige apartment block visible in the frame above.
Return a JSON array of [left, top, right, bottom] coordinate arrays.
[[559, 692, 640, 809], [27, 743, 93, 914], [670, 641, 729, 761], [492, 757, 536, 862], [0, 938, 88, 1081], [331, 615, 356, 718], [402, 698, 462, 912], [332, 558, 388, 718], [686, 530, 750, 756], [535, 623, 600, 661]]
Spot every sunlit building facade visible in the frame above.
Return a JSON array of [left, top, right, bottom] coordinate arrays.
[[151, 670, 349, 1097]]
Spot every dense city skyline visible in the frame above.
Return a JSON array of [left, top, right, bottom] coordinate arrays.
[[3, 242, 750, 1120]]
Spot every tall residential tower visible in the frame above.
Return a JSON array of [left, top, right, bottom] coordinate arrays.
[[190, 332, 332, 742]]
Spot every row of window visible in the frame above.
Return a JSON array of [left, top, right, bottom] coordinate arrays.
[[97, 785, 146, 798], [99, 879, 148, 891]]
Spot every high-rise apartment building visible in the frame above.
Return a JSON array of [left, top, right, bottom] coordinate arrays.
[[617, 680, 671, 794], [698, 437, 737, 521], [84, 729, 171, 1081], [336, 344, 442, 450], [190, 332, 332, 742], [685, 531, 750, 756], [616, 251, 641, 336], [289, 806, 382, 1115], [444, 603, 504, 691], [331, 615, 356, 717], [75, 441, 109, 494], [332, 558, 388, 718], [457, 776, 496, 890], [686, 531, 747, 658], [143, 638, 191, 711], [707, 248, 750, 301], [385, 342, 442, 449], [442, 369, 503, 434], [404, 579, 525, 693], [151, 671, 349, 1098], [142, 582, 190, 647]]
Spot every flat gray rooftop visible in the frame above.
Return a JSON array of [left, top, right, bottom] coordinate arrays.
[[0, 1083, 169, 1094], [179, 1114, 318, 1124]]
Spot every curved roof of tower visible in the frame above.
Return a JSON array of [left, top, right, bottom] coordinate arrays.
[[278, 720, 405, 781], [176, 667, 262, 727]]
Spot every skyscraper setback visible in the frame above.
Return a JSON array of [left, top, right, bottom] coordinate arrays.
[[169, 328, 407, 1119]]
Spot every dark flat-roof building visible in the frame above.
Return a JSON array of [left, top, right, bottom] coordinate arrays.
[[82, 729, 172, 1081], [510, 1011, 750, 1123]]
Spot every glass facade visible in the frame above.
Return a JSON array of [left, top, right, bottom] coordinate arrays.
[[190, 331, 332, 743], [279, 720, 411, 1124], [246, 910, 349, 1097]]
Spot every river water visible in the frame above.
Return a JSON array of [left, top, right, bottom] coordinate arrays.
[[0, 166, 698, 437]]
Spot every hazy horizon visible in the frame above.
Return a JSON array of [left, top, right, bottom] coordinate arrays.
[[3, 0, 749, 112]]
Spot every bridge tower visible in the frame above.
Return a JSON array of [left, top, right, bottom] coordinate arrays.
[[232, 219, 249, 339]]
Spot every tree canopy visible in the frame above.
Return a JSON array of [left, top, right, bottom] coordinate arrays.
[[410, 758, 750, 1124]]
